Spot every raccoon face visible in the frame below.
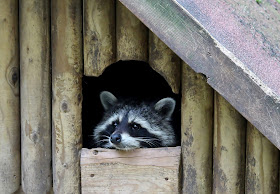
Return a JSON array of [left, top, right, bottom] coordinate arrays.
[[93, 91, 176, 151]]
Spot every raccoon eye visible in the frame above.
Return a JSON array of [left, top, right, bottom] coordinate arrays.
[[131, 123, 141, 130], [112, 121, 118, 128]]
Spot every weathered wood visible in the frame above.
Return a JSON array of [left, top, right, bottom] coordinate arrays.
[[84, 0, 116, 76], [245, 122, 279, 194], [0, 1, 20, 193], [51, 0, 83, 193], [176, 0, 280, 96], [15, 187, 54, 194], [118, 0, 280, 150], [20, 1, 51, 193], [181, 62, 214, 194], [81, 147, 181, 193], [149, 32, 180, 94], [213, 93, 246, 193], [116, 1, 148, 61]]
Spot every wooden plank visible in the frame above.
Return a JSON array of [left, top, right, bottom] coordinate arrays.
[[81, 147, 181, 194], [176, 0, 280, 97], [116, 1, 148, 61], [181, 62, 214, 194], [149, 31, 180, 94], [83, 0, 116, 76], [118, 0, 280, 150], [213, 93, 247, 193], [0, 1, 20, 193], [51, 0, 83, 193], [20, 1, 52, 193], [245, 122, 279, 194]]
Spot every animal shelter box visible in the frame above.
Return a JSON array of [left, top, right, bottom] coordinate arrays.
[[1, 1, 280, 194]]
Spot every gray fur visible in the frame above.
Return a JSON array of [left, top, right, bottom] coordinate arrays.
[[100, 91, 118, 110], [154, 98, 176, 118]]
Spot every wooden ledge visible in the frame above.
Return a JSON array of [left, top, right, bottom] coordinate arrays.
[[81, 147, 181, 193]]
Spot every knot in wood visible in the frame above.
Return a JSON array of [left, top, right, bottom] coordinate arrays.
[[7, 66, 19, 87], [31, 132, 39, 143], [77, 93, 82, 103], [63, 163, 68, 168], [61, 101, 69, 113]]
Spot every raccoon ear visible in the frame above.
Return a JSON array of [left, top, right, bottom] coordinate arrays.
[[100, 91, 118, 110], [154, 98, 175, 118]]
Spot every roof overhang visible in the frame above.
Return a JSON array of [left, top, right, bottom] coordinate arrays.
[[119, 0, 280, 148]]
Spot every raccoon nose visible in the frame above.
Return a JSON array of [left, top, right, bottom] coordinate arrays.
[[110, 134, 122, 144]]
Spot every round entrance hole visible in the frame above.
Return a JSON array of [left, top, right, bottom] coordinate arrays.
[[82, 60, 181, 148]]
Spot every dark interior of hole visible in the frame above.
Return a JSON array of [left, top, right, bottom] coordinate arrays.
[[82, 60, 181, 148]]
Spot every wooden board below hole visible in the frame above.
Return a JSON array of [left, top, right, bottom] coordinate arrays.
[[81, 146, 181, 194]]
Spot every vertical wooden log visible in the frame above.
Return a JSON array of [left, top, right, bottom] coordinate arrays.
[[0, 1, 20, 193], [116, 1, 148, 61], [52, 1, 83, 193], [245, 122, 279, 194], [149, 32, 180, 94], [20, 1, 51, 193], [181, 63, 214, 193], [213, 93, 246, 193], [84, 0, 116, 76]]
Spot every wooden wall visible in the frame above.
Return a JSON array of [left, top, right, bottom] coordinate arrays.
[[0, 0, 278, 193], [20, 1, 52, 193]]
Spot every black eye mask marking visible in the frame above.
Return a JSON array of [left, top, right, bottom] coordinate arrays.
[[130, 123, 141, 130], [112, 120, 119, 128]]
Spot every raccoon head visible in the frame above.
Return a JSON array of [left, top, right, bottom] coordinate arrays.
[[93, 91, 176, 151]]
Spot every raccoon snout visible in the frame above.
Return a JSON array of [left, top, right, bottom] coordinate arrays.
[[110, 133, 122, 144]]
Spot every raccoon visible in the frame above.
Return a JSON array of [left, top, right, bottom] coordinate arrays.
[[93, 91, 176, 150]]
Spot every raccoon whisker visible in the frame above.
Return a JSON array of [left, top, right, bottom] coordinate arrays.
[[134, 138, 159, 148], [133, 137, 159, 141], [139, 140, 154, 147], [139, 138, 161, 147], [96, 139, 109, 143], [100, 135, 110, 139], [148, 140, 161, 147], [103, 143, 113, 149], [144, 141, 157, 148], [134, 137, 161, 143], [135, 137, 160, 141]]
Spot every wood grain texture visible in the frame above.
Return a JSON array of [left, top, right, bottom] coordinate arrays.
[[116, 1, 148, 61], [15, 187, 54, 194], [177, 0, 280, 96], [51, 0, 83, 193], [149, 32, 181, 94], [20, 1, 52, 193], [84, 0, 116, 76], [81, 147, 181, 194], [0, 1, 20, 193], [118, 0, 280, 150], [245, 122, 279, 194], [213, 93, 247, 193], [181, 62, 214, 194]]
